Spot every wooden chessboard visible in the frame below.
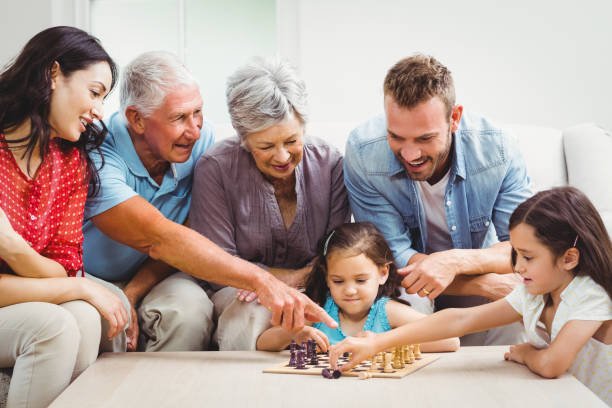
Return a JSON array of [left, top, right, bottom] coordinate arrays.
[[263, 352, 439, 379]]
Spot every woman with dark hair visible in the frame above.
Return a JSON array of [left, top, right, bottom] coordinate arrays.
[[0, 26, 127, 408]]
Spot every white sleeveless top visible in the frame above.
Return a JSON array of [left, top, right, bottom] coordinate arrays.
[[505, 275, 612, 405]]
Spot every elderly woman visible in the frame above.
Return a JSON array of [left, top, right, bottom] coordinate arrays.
[[189, 57, 350, 350]]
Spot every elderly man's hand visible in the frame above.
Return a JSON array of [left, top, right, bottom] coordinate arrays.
[[398, 251, 461, 299], [236, 289, 259, 303], [125, 301, 139, 351], [255, 274, 337, 331]]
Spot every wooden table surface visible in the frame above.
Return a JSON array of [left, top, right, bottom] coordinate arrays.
[[50, 346, 606, 408]]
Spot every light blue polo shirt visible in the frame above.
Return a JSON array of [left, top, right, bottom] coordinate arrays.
[[82, 112, 215, 281]]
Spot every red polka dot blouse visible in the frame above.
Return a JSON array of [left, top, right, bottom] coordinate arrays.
[[0, 134, 88, 277]]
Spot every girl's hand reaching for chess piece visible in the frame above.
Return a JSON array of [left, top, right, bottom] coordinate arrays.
[[293, 326, 330, 353], [328, 335, 379, 371]]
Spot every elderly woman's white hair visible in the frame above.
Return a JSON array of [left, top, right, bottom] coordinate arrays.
[[120, 51, 197, 117], [226, 56, 308, 142]]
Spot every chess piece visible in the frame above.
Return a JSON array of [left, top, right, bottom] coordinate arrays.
[[307, 339, 316, 360], [402, 345, 410, 364], [414, 344, 422, 360], [383, 352, 393, 373], [407, 345, 415, 364], [358, 372, 372, 380], [321, 368, 342, 379], [288, 340, 297, 367], [368, 355, 378, 372], [295, 349, 306, 369], [309, 352, 319, 365], [392, 346, 404, 369], [321, 368, 333, 379]]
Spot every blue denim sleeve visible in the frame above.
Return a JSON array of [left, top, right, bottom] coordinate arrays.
[[492, 131, 533, 241], [343, 133, 418, 267]]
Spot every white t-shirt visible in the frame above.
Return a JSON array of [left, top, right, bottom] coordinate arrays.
[[416, 170, 453, 253], [505, 275, 612, 405]]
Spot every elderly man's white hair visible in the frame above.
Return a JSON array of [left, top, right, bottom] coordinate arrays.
[[120, 51, 197, 117], [226, 56, 308, 141]]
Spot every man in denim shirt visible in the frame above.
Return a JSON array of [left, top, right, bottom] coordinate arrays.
[[344, 54, 531, 345]]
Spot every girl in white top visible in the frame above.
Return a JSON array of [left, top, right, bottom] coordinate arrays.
[[330, 187, 611, 405]]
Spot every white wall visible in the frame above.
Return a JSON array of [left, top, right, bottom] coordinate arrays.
[[90, 0, 276, 123], [279, 0, 612, 131], [0, 0, 89, 67], [2, 0, 611, 133]]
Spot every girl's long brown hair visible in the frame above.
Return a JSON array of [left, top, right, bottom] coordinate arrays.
[[509, 186, 612, 298], [305, 222, 404, 307]]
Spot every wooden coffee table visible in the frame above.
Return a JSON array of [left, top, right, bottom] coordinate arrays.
[[50, 346, 606, 407]]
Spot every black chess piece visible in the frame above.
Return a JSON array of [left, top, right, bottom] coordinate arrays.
[[307, 339, 316, 359], [288, 340, 297, 367], [295, 349, 306, 369]]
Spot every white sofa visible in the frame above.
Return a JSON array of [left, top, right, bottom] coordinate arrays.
[[0, 122, 609, 407]]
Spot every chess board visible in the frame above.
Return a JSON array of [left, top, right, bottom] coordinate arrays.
[[263, 353, 439, 379]]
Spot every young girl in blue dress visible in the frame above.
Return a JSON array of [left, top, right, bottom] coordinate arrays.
[[331, 187, 611, 405], [256, 222, 459, 352]]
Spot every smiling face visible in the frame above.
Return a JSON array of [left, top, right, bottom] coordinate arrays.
[[510, 223, 576, 298], [244, 114, 304, 182], [325, 251, 389, 320], [132, 83, 203, 169], [385, 95, 462, 185], [48, 61, 112, 142]]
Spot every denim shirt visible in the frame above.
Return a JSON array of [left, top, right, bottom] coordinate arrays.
[[344, 112, 532, 268]]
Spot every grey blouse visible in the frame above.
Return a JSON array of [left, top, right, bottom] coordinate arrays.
[[189, 135, 350, 287]]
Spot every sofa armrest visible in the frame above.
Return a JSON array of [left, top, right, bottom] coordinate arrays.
[[563, 123, 612, 235]]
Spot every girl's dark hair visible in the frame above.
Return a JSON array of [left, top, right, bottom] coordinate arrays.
[[0, 26, 117, 194], [509, 186, 612, 298], [305, 222, 404, 306]]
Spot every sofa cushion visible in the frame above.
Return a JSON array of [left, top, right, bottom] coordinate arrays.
[[506, 124, 567, 192], [563, 124, 612, 235]]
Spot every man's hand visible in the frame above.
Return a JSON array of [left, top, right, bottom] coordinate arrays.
[[125, 301, 139, 351], [254, 274, 337, 331], [398, 251, 461, 299], [236, 289, 258, 303]]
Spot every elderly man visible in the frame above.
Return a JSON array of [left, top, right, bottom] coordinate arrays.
[[344, 54, 531, 345], [83, 51, 334, 352]]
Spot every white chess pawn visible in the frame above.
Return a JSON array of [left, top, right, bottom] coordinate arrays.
[[368, 355, 378, 372], [407, 345, 415, 364], [414, 344, 423, 360], [393, 346, 404, 369], [383, 352, 393, 373]]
